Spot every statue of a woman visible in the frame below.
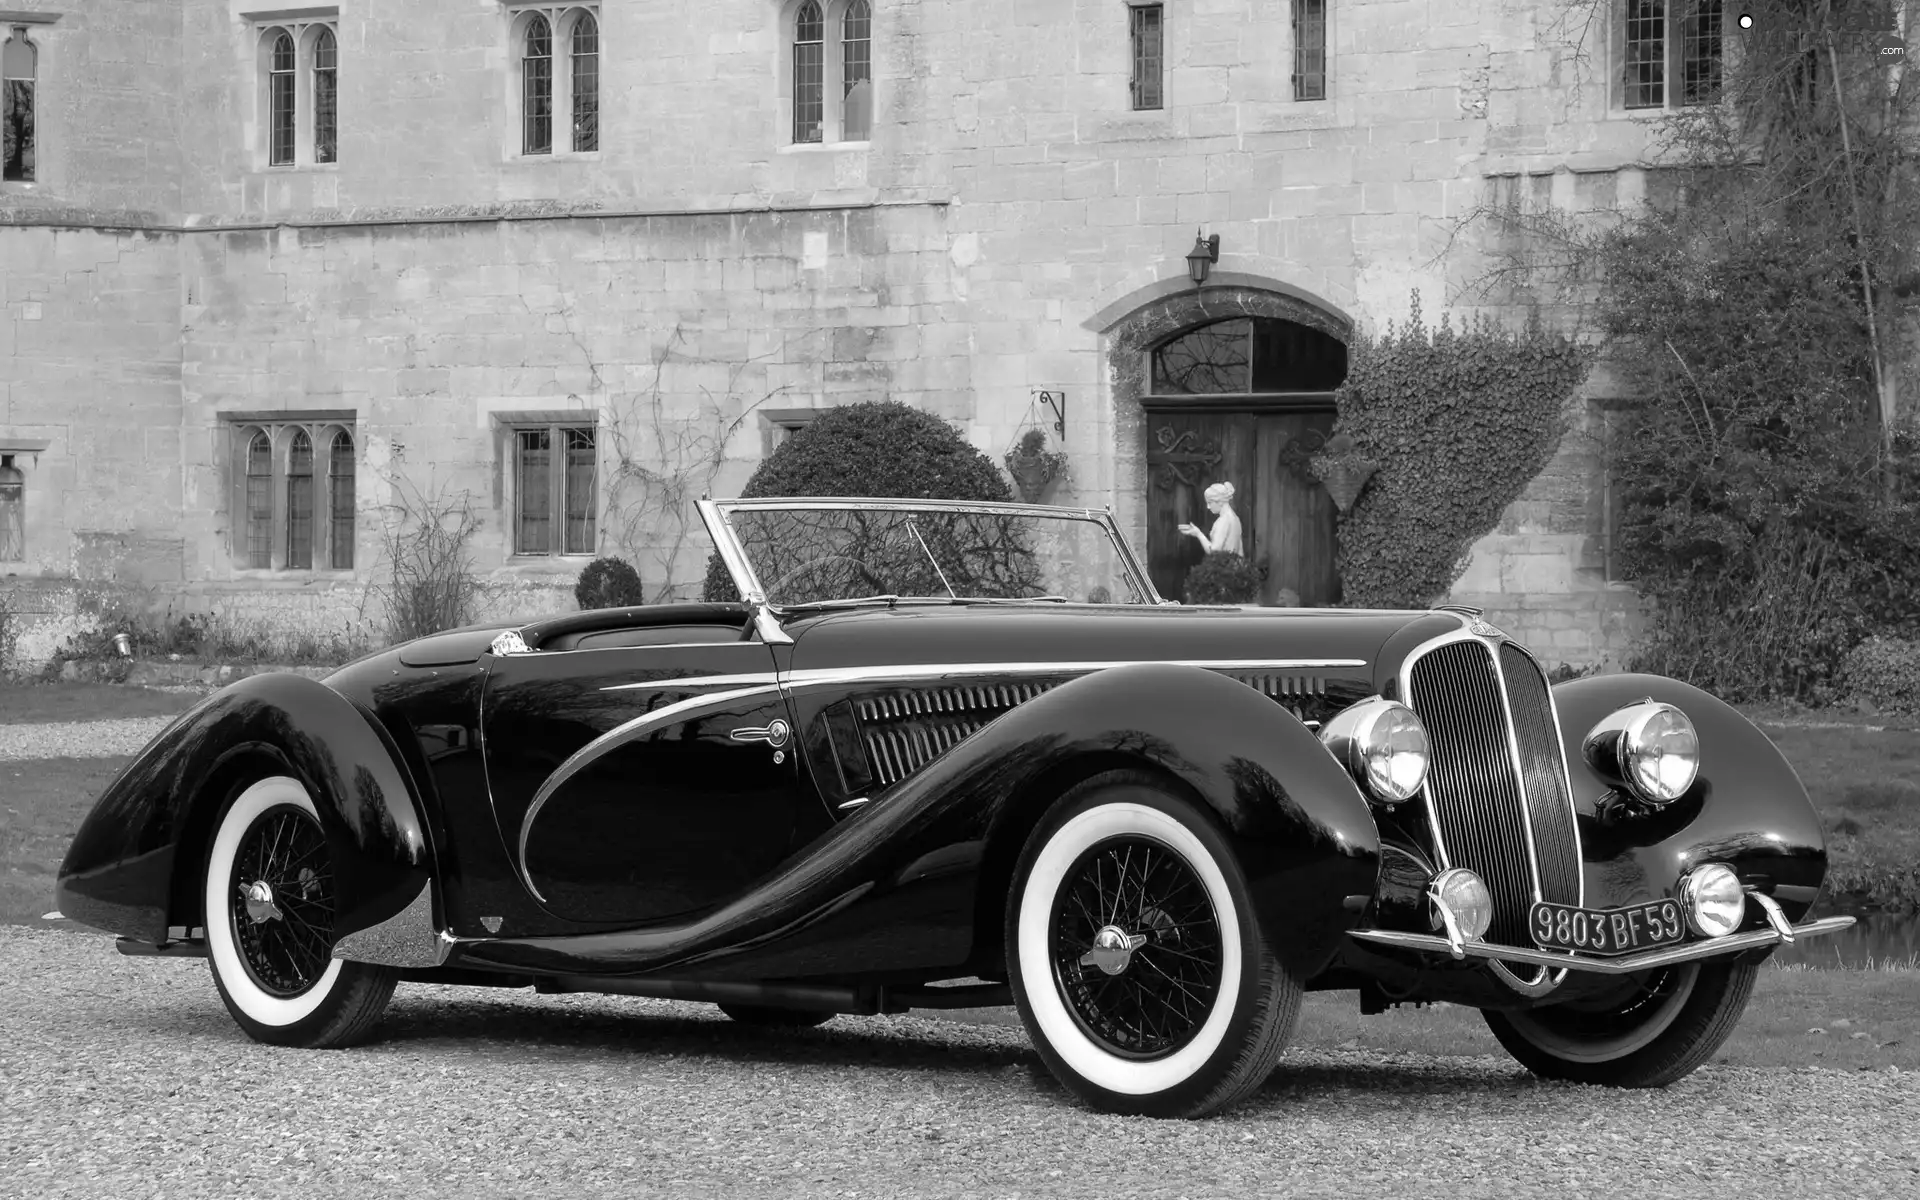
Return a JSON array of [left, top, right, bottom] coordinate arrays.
[[1179, 481, 1243, 557]]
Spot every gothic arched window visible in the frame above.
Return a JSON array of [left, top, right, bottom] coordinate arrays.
[[522, 14, 553, 154], [268, 32, 297, 165]]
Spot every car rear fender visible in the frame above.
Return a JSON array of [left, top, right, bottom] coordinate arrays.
[[54, 672, 435, 947]]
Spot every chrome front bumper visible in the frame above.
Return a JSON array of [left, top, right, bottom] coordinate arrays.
[[1349, 913, 1854, 976]]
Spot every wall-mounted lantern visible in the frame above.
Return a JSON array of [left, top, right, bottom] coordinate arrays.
[[1186, 231, 1221, 286]]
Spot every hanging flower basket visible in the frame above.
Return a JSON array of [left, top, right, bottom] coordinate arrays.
[[1004, 428, 1068, 503], [1308, 433, 1379, 515]]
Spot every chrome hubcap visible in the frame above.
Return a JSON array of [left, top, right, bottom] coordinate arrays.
[[242, 879, 283, 925], [1079, 924, 1149, 976]]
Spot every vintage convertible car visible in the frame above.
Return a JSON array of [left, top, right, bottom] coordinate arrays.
[[57, 497, 1852, 1117]]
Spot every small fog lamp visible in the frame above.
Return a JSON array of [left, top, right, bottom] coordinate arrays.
[[1429, 868, 1493, 942], [1679, 862, 1746, 938]]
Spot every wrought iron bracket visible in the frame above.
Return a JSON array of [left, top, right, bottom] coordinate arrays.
[[1033, 389, 1066, 438]]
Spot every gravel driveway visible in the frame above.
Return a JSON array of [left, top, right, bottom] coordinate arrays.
[[0, 717, 176, 761], [3, 928, 1915, 1200]]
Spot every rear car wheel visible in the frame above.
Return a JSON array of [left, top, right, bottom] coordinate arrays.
[[1005, 770, 1302, 1119], [718, 1004, 836, 1029], [1482, 959, 1758, 1087], [203, 776, 398, 1047]]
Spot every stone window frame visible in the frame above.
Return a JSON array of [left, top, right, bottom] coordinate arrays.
[[222, 413, 358, 576], [760, 406, 828, 456], [1614, 0, 1727, 114], [1127, 2, 1164, 111], [1290, 0, 1329, 103], [0, 11, 58, 188], [501, 2, 602, 161], [493, 411, 602, 560], [777, 0, 875, 149], [244, 8, 341, 170], [0, 454, 25, 562]]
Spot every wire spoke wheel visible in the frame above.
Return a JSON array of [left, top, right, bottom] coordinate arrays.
[[203, 775, 398, 1048], [229, 803, 336, 997], [1006, 770, 1303, 1118], [1050, 836, 1223, 1060]]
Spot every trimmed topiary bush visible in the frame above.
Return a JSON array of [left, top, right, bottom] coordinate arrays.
[[1183, 552, 1263, 605], [703, 401, 1014, 602], [575, 557, 646, 610]]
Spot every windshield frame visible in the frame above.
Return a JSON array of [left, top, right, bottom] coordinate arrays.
[[696, 496, 1166, 610]]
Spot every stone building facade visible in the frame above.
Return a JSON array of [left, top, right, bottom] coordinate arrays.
[[0, 0, 1729, 666]]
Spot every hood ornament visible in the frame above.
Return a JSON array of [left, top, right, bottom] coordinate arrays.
[[1468, 617, 1502, 638]]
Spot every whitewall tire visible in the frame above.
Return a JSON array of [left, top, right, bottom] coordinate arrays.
[[1005, 770, 1302, 1118], [203, 775, 397, 1047]]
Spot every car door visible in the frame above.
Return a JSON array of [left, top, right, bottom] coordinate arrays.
[[480, 634, 820, 926]]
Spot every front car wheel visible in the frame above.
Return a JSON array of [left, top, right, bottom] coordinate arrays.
[[203, 776, 398, 1047], [1006, 770, 1302, 1118], [1482, 959, 1758, 1087]]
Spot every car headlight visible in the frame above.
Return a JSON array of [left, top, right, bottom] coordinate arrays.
[[1319, 698, 1430, 805], [1582, 700, 1699, 806], [1679, 862, 1746, 938]]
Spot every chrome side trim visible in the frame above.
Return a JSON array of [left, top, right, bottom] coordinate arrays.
[[600, 660, 1365, 694], [516, 684, 786, 902], [599, 672, 780, 692], [1348, 916, 1855, 974], [331, 880, 450, 968]]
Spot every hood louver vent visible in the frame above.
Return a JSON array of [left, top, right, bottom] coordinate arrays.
[[851, 672, 1343, 790]]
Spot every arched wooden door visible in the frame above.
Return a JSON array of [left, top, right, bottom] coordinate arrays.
[[1140, 316, 1346, 606]]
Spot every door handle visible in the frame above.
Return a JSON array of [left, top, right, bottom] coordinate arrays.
[[729, 719, 791, 749]]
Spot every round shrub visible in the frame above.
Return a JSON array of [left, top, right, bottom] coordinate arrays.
[[1183, 552, 1263, 605], [1841, 635, 1920, 713], [575, 556, 646, 610], [703, 401, 1013, 601]]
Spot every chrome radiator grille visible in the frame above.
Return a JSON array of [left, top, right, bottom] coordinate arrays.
[[1405, 639, 1580, 947]]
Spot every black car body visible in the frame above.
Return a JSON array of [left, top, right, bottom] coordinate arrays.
[[56, 497, 1851, 1117]]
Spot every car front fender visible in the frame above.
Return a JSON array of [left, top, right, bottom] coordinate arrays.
[[55, 672, 434, 946], [1550, 673, 1829, 920]]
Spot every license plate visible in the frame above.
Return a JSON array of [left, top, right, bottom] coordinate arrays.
[[1530, 898, 1686, 956]]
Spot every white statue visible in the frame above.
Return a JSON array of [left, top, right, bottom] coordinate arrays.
[[1179, 481, 1243, 557]]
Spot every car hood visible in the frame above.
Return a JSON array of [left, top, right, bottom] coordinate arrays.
[[783, 603, 1467, 690]]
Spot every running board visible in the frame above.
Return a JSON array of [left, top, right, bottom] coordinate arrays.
[[537, 975, 1011, 1014], [116, 937, 208, 959], [1348, 915, 1855, 975]]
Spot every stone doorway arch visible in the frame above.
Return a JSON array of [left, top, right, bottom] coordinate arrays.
[[1101, 284, 1354, 605]]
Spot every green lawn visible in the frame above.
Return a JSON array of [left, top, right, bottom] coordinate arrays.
[[1748, 709, 1920, 911]]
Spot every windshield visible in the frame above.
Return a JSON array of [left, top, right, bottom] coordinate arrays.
[[711, 502, 1155, 607]]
